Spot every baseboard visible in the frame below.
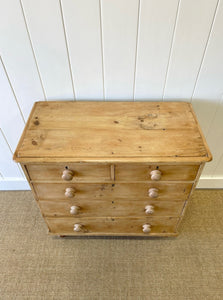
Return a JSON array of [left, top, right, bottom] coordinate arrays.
[[0, 176, 222, 190], [197, 177, 223, 189], [0, 178, 30, 190]]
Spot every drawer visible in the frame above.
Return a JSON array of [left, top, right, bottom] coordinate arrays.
[[33, 182, 192, 201], [115, 164, 199, 181], [26, 163, 111, 182], [45, 216, 179, 236], [39, 199, 185, 217]]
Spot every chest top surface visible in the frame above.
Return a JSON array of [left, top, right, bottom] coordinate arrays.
[[13, 101, 212, 163]]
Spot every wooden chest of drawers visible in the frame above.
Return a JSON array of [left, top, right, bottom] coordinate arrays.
[[13, 101, 212, 237]]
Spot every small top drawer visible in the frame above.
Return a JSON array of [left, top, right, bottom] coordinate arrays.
[[115, 164, 199, 181], [26, 163, 111, 182]]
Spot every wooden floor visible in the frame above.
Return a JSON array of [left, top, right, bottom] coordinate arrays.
[[0, 190, 222, 300]]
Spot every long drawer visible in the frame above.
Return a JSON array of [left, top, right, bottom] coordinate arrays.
[[26, 163, 199, 182], [33, 182, 193, 201], [39, 199, 185, 217], [45, 216, 179, 235]]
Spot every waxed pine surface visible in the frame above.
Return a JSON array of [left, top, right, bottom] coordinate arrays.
[[14, 101, 211, 162], [0, 190, 222, 300]]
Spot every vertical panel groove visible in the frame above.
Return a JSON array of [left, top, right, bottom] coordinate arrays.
[[102, 0, 139, 99], [0, 56, 26, 124], [213, 150, 223, 177], [0, 129, 24, 177], [162, 0, 181, 100], [133, 0, 141, 101], [206, 95, 223, 177], [59, 0, 76, 100], [61, 0, 103, 100], [99, 0, 105, 100], [205, 96, 222, 139], [190, 0, 220, 103], [20, 0, 47, 101], [0, 129, 13, 157], [212, 152, 223, 177]]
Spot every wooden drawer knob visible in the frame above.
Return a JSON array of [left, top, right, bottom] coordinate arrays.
[[70, 205, 80, 215], [73, 224, 82, 232], [150, 170, 161, 181], [142, 224, 151, 233], [148, 188, 159, 198], [145, 205, 154, 214], [62, 169, 74, 181], [65, 187, 76, 198]]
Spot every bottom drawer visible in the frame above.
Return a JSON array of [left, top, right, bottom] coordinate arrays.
[[45, 217, 179, 236]]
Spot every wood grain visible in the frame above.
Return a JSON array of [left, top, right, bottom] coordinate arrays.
[[115, 164, 199, 181], [14, 101, 212, 237], [26, 163, 111, 181], [33, 182, 192, 201], [45, 216, 179, 236], [13, 101, 211, 162], [39, 199, 185, 218], [176, 162, 205, 232], [26, 163, 198, 182]]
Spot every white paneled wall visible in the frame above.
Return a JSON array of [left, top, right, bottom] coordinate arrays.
[[163, 0, 218, 100], [61, 0, 104, 99], [0, 0, 45, 120], [134, 0, 179, 100], [102, 0, 139, 100], [21, 0, 74, 100], [0, 0, 223, 189]]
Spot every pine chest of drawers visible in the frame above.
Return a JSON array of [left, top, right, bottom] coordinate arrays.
[[13, 101, 212, 237]]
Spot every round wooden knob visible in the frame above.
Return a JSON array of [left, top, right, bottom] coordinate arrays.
[[65, 187, 76, 198], [148, 188, 159, 198], [150, 170, 161, 181], [142, 224, 151, 233], [62, 169, 74, 181], [70, 205, 80, 215], [145, 205, 154, 214], [73, 224, 82, 232]]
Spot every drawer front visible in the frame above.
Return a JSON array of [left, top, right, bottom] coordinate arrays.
[[33, 182, 192, 201], [26, 163, 111, 182], [45, 216, 179, 235], [39, 199, 185, 217], [115, 164, 199, 181]]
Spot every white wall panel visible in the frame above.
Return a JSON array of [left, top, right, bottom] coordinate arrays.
[[192, 0, 223, 136], [61, 0, 104, 100], [21, 0, 74, 100], [163, 0, 218, 100], [0, 0, 45, 120], [101, 0, 139, 100], [0, 130, 21, 178], [0, 58, 25, 152], [190, 0, 223, 178], [215, 153, 223, 177], [134, 0, 179, 100], [202, 97, 223, 177]]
